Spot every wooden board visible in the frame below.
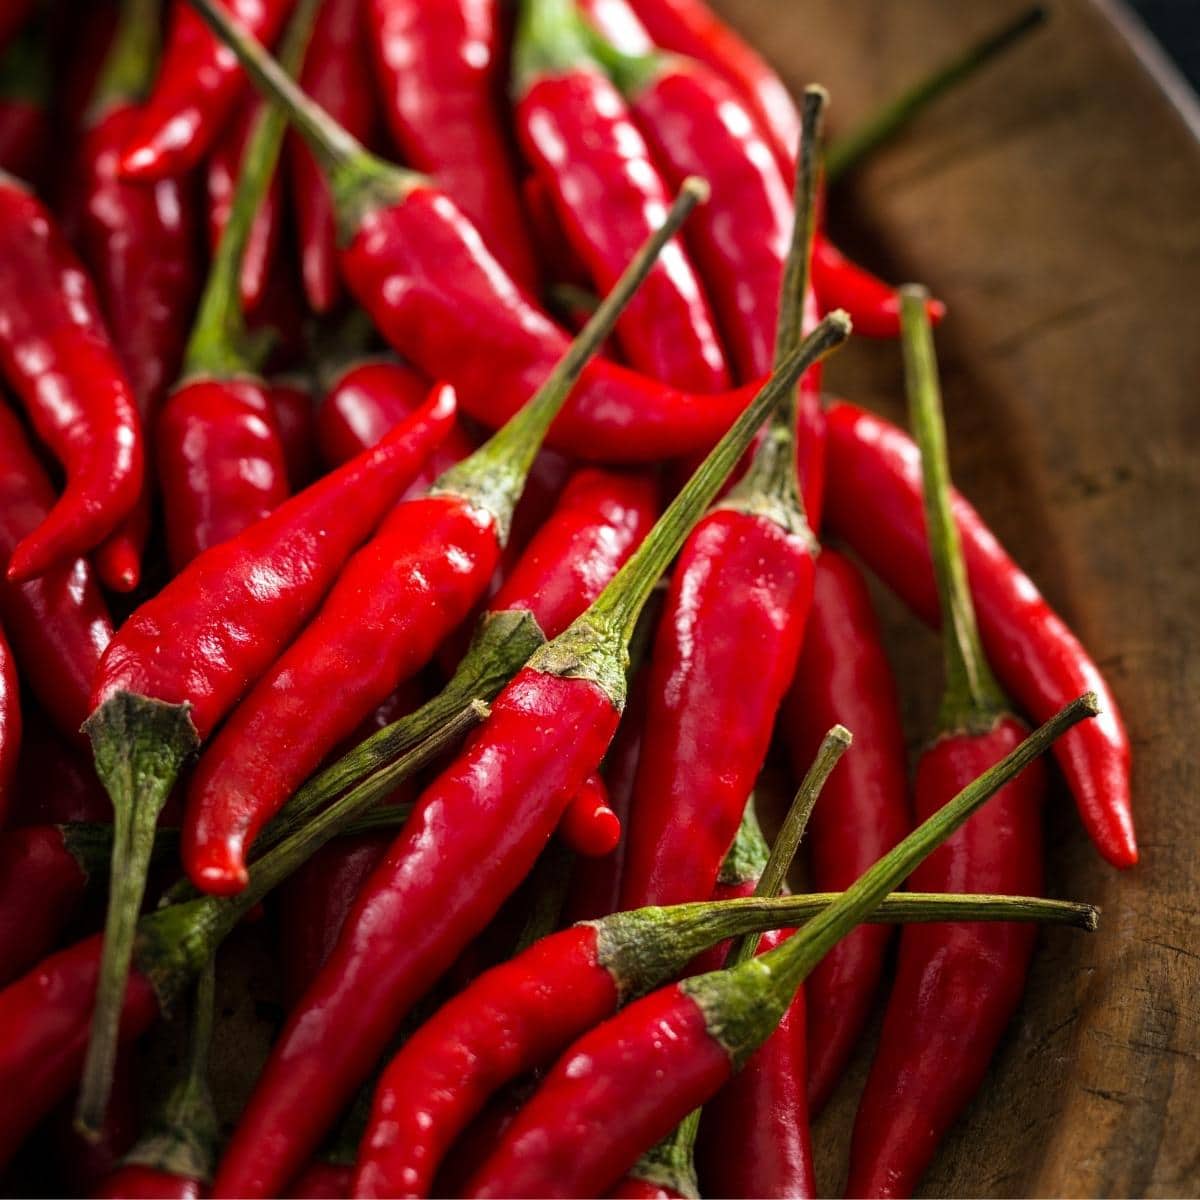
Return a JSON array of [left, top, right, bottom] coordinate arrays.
[[706, 1, 1200, 1195]]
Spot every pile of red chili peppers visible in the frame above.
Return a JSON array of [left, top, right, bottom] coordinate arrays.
[[0, 0, 1132, 1196]]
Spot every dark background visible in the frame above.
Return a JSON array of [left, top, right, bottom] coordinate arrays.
[[1130, 0, 1200, 88]]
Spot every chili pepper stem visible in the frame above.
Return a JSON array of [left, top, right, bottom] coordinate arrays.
[[77, 693, 200, 1137], [432, 177, 709, 541], [89, 0, 160, 119], [630, 1114, 701, 1198], [900, 284, 1007, 733], [183, 0, 320, 380], [184, 0, 421, 235], [121, 962, 218, 1182], [555, 311, 850, 704], [722, 85, 826, 535], [680, 692, 1099, 1066], [727, 724, 851, 966], [513, 0, 592, 93], [825, 6, 1047, 183]]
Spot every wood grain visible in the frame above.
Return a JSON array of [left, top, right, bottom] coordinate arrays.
[[708, 1, 1200, 1195]]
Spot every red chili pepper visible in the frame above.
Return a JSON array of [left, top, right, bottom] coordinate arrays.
[[0, 402, 113, 744], [270, 376, 319, 490], [823, 399, 1135, 868], [0, 174, 144, 582], [79, 383, 456, 1132], [183, 0, 775, 464], [557, 770, 621, 857], [514, 0, 730, 392], [316, 356, 476, 492], [209, 314, 846, 1200], [464, 698, 1096, 1197], [780, 549, 911, 1113], [181, 188, 694, 897], [157, 378, 291, 572], [0, 26, 49, 183], [287, 1163, 354, 1199], [95, 964, 218, 1200], [578, 0, 655, 54], [5, 709, 112, 827], [618, 90, 827, 914], [119, 0, 295, 180], [0, 623, 17, 822], [365, 0, 539, 292], [290, 0, 376, 313], [843, 288, 1047, 1197], [207, 95, 285, 314]]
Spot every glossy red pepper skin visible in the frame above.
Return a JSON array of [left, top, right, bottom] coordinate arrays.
[[290, 0, 375, 313], [356, 924, 618, 1198], [339, 185, 763, 463], [365, 0, 538, 292], [157, 376, 291, 573], [183, 492, 502, 895], [316, 358, 476, 496], [0, 934, 160, 1169], [212, 669, 620, 1199], [824, 400, 1136, 867], [0, 825, 91, 986], [558, 770, 621, 857], [695, 897, 814, 1199], [288, 1162, 354, 1198], [781, 549, 911, 1113], [515, 68, 730, 392], [91, 385, 457, 743], [619, 510, 815, 910], [578, 0, 655, 54], [0, 624, 17, 820], [625, 0, 799, 179], [846, 718, 1044, 1198], [207, 96, 284, 314], [609, 1180, 687, 1199], [466, 984, 731, 1198], [0, 176, 144, 581], [0, 403, 113, 743], [95, 1165, 204, 1199], [120, 0, 295, 181]]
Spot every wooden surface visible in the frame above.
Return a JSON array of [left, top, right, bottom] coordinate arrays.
[[708, 1, 1200, 1195]]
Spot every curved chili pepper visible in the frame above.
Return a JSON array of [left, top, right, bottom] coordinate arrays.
[[0, 825, 107, 986], [823, 399, 1136, 867], [514, 0, 730, 392], [365, 0, 538, 292], [0, 705, 480, 1170], [464, 698, 1096, 1197], [181, 183, 693, 898], [182, 0, 774, 464], [618, 89, 827, 914], [79, 382, 456, 1133], [157, 377, 291, 572], [781, 548, 911, 1113], [316, 356, 476, 493], [119, 0, 294, 180], [73, 0, 203, 593], [210, 316, 845, 1200], [0, 174, 143, 582], [0, 624, 17, 822], [207, 95, 285, 314], [0, 402, 113, 743], [290, 0, 375, 313], [0, 26, 49, 183], [557, 770, 621, 857], [843, 288, 1046, 1198], [96, 965, 218, 1200]]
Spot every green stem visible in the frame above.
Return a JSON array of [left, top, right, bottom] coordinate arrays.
[[717, 801, 770, 887], [185, 0, 420, 233], [726, 724, 851, 966], [512, 0, 595, 94], [90, 0, 160, 117], [680, 693, 1099, 1066], [723, 85, 826, 536], [900, 285, 1006, 732], [433, 177, 709, 542], [626, 1115, 701, 1199], [122, 962, 219, 1183], [580, 19, 664, 99], [182, 0, 321, 380], [826, 6, 1047, 183], [551, 311, 851, 705], [136, 703, 488, 1004], [77, 694, 200, 1139]]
